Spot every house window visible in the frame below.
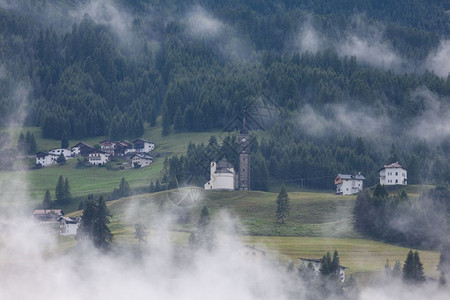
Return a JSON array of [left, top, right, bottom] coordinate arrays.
[[395, 179, 398, 183], [396, 172, 398, 176]]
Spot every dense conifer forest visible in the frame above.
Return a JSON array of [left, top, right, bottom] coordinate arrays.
[[0, 0, 449, 188]]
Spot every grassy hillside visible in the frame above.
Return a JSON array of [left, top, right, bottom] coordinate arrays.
[[0, 124, 221, 207], [64, 189, 440, 278]]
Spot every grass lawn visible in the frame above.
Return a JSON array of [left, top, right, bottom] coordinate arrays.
[[241, 235, 440, 278]]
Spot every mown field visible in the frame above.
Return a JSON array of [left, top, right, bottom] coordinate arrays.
[[63, 189, 440, 278]]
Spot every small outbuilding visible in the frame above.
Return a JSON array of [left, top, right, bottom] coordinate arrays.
[[335, 173, 365, 195]]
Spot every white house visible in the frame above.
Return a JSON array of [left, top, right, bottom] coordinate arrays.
[[57, 216, 79, 236], [133, 139, 155, 153], [204, 157, 236, 190], [48, 148, 72, 159], [35, 152, 59, 167], [88, 149, 109, 166], [131, 153, 153, 168], [379, 162, 407, 186], [299, 258, 347, 282], [335, 173, 365, 195]]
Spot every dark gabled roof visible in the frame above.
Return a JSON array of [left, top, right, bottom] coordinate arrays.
[[131, 153, 153, 160], [337, 174, 365, 180], [33, 209, 64, 216], [89, 149, 107, 155], [99, 139, 115, 145], [35, 152, 58, 158], [57, 216, 78, 223], [215, 168, 233, 174], [299, 257, 348, 269], [72, 142, 91, 148]]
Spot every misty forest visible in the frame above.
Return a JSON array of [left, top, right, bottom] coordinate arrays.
[[0, 1, 450, 300]]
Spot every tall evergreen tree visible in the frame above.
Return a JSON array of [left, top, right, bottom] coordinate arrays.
[[276, 184, 290, 224], [173, 107, 184, 132], [63, 177, 71, 204], [42, 189, 52, 209], [134, 223, 148, 247], [161, 104, 171, 136], [93, 196, 113, 249], [28, 133, 37, 154], [55, 175, 64, 203], [196, 206, 213, 249], [403, 250, 425, 283], [17, 131, 25, 152]]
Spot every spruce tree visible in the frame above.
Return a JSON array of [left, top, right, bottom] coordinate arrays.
[[320, 252, 332, 275], [118, 177, 131, 197], [17, 131, 25, 152], [43, 190, 52, 209], [134, 223, 148, 247], [173, 107, 184, 132], [276, 184, 290, 224], [63, 177, 71, 204], [55, 175, 64, 203], [28, 133, 37, 154], [161, 104, 171, 136], [93, 197, 113, 249], [403, 250, 425, 283], [76, 198, 97, 241], [331, 249, 340, 274]]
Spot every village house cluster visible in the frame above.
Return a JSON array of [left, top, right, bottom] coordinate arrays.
[[35, 139, 155, 168], [32, 209, 79, 236]]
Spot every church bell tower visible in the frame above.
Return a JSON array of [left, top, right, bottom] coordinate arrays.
[[238, 115, 250, 190]]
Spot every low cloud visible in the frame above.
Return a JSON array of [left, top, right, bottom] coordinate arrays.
[[423, 40, 450, 78], [295, 18, 324, 53], [298, 103, 392, 141], [70, 0, 134, 43], [185, 6, 224, 38], [407, 88, 450, 142]]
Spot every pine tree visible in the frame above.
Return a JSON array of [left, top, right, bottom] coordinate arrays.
[[25, 131, 31, 153], [55, 175, 64, 203], [119, 177, 131, 197], [331, 249, 340, 274], [134, 223, 148, 247], [93, 197, 113, 249], [173, 107, 184, 132], [63, 177, 71, 204], [43, 190, 52, 209], [276, 184, 290, 224], [373, 184, 388, 198], [28, 133, 37, 154], [17, 131, 25, 152], [403, 250, 425, 283], [320, 252, 332, 275], [77, 198, 97, 241]]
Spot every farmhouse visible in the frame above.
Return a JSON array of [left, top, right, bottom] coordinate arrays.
[[88, 149, 109, 166], [57, 216, 79, 236], [299, 257, 347, 282], [99, 140, 116, 156], [379, 162, 407, 186], [204, 157, 236, 190], [32, 209, 64, 223], [48, 148, 72, 159], [131, 153, 153, 168], [335, 173, 365, 195], [71, 142, 95, 157], [35, 152, 59, 167], [133, 139, 155, 153], [114, 141, 133, 156]]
